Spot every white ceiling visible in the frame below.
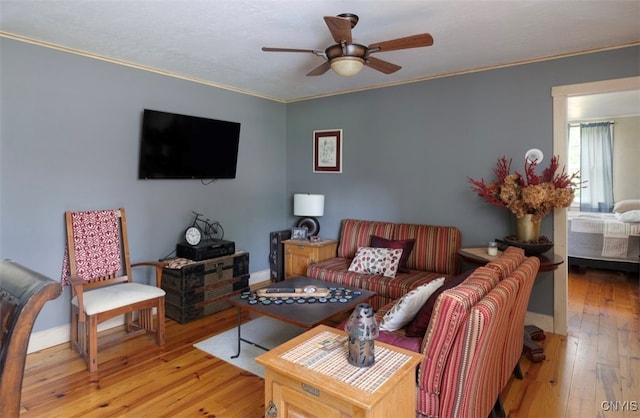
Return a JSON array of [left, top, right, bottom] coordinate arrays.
[[1, 0, 639, 103], [568, 90, 640, 121]]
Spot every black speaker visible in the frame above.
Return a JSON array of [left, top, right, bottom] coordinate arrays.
[[269, 229, 291, 282]]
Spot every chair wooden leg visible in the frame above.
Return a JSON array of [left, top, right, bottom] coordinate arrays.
[[88, 315, 98, 373], [157, 298, 165, 345], [491, 395, 506, 418], [76, 318, 87, 356], [70, 308, 78, 350], [513, 362, 523, 379]]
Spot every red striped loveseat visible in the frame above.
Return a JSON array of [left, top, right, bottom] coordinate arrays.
[[372, 247, 540, 418], [306, 218, 462, 310]]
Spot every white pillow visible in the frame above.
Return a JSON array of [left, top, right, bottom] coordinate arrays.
[[613, 199, 640, 213], [348, 247, 403, 278], [379, 277, 445, 331], [618, 210, 640, 223]]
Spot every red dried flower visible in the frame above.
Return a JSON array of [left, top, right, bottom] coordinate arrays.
[[468, 155, 581, 221]]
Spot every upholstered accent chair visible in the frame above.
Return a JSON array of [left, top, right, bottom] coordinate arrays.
[[370, 247, 540, 418]]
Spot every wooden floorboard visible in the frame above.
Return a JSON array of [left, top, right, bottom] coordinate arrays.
[[19, 268, 639, 417], [503, 267, 639, 418]]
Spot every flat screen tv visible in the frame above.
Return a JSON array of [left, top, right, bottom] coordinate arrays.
[[138, 109, 240, 179]]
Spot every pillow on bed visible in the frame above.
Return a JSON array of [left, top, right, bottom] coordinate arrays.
[[619, 210, 640, 223], [613, 199, 640, 213]]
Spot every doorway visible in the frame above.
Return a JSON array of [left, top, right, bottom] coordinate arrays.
[[552, 76, 640, 335]]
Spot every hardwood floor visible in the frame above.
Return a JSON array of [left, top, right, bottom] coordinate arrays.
[[503, 267, 639, 418], [19, 268, 639, 417]]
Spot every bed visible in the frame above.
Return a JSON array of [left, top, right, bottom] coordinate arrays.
[[567, 200, 640, 274]]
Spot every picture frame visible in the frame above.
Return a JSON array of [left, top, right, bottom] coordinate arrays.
[[291, 227, 308, 240], [313, 129, 342, 173]]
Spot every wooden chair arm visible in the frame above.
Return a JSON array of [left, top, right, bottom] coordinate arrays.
[[69, 275, 85, 286], [69, 275, 86, 322], [132, 261, 169, 288]]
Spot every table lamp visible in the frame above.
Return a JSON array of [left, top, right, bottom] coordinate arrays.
[[293, 193, 325, 236]]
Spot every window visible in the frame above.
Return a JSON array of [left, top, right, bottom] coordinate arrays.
[[568, 122, 614, 212]]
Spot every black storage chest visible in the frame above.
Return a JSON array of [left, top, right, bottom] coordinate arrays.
[[161, 251, 249, 323]]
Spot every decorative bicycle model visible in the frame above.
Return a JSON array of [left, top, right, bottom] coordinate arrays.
[[184, 211, 224, 246]]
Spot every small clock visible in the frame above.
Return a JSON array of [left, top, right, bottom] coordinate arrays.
[[185, 226, 202, 246]]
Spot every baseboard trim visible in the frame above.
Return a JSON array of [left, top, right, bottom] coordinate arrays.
[[28, 270, 272, 354], [249, 269, 270, 286], [525, 311, 554, 333], [28, 316, 124, 354]]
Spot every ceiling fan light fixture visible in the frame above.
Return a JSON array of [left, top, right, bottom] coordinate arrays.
[[330, 57, 364, 77]]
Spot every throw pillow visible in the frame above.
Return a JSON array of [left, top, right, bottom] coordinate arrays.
[[379, 277, 445, 331], [370, 235, 415, 273], [348, 247, 404, 278], [405, 268, 476, 338], [613, 199, 640, 213], [619, 209, 640, 223]]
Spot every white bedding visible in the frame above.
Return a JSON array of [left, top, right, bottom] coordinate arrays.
[[568, 211, 640, 262]]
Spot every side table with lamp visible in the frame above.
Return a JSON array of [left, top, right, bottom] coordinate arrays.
[[458, 246, 564, 362], [285, 193, 338, 279]]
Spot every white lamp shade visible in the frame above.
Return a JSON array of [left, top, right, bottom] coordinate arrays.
[[293, 194, 325, 217]]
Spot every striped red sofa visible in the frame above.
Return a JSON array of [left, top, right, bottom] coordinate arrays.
[[372, 247, 540, 418], [306, 218, 462, 310]]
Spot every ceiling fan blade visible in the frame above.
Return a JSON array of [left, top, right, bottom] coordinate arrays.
[[306, 61, 332, 76], [365, 56, 402, 74], [368, 33, 434, 53], [323, 16, 353, 43], [262, 47, 323, 54]]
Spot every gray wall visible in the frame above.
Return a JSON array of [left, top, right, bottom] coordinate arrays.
[[0, 38, 287, 332], [1, 36, 638, 334], [286, 46, 640, 316]]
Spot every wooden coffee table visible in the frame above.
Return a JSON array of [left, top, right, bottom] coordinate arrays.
[[227, 276, 376, 358]]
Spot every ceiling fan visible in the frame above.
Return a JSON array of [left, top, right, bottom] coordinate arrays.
[[262, 13, 434, 77]]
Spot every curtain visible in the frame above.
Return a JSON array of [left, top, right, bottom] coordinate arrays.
[[579, 122, 613, 212]]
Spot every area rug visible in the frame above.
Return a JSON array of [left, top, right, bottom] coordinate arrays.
[[193, 316, 305, 378]]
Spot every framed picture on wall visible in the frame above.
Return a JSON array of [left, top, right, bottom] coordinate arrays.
[[313, 129, 342, 173]]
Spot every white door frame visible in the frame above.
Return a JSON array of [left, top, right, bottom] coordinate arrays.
[[551, 76, 640, 335]]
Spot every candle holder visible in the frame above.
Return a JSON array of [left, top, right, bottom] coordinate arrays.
[[344, 303, 379, 367]]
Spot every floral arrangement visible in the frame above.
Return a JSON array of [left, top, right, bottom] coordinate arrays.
[[468, 155, 580, 221]]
